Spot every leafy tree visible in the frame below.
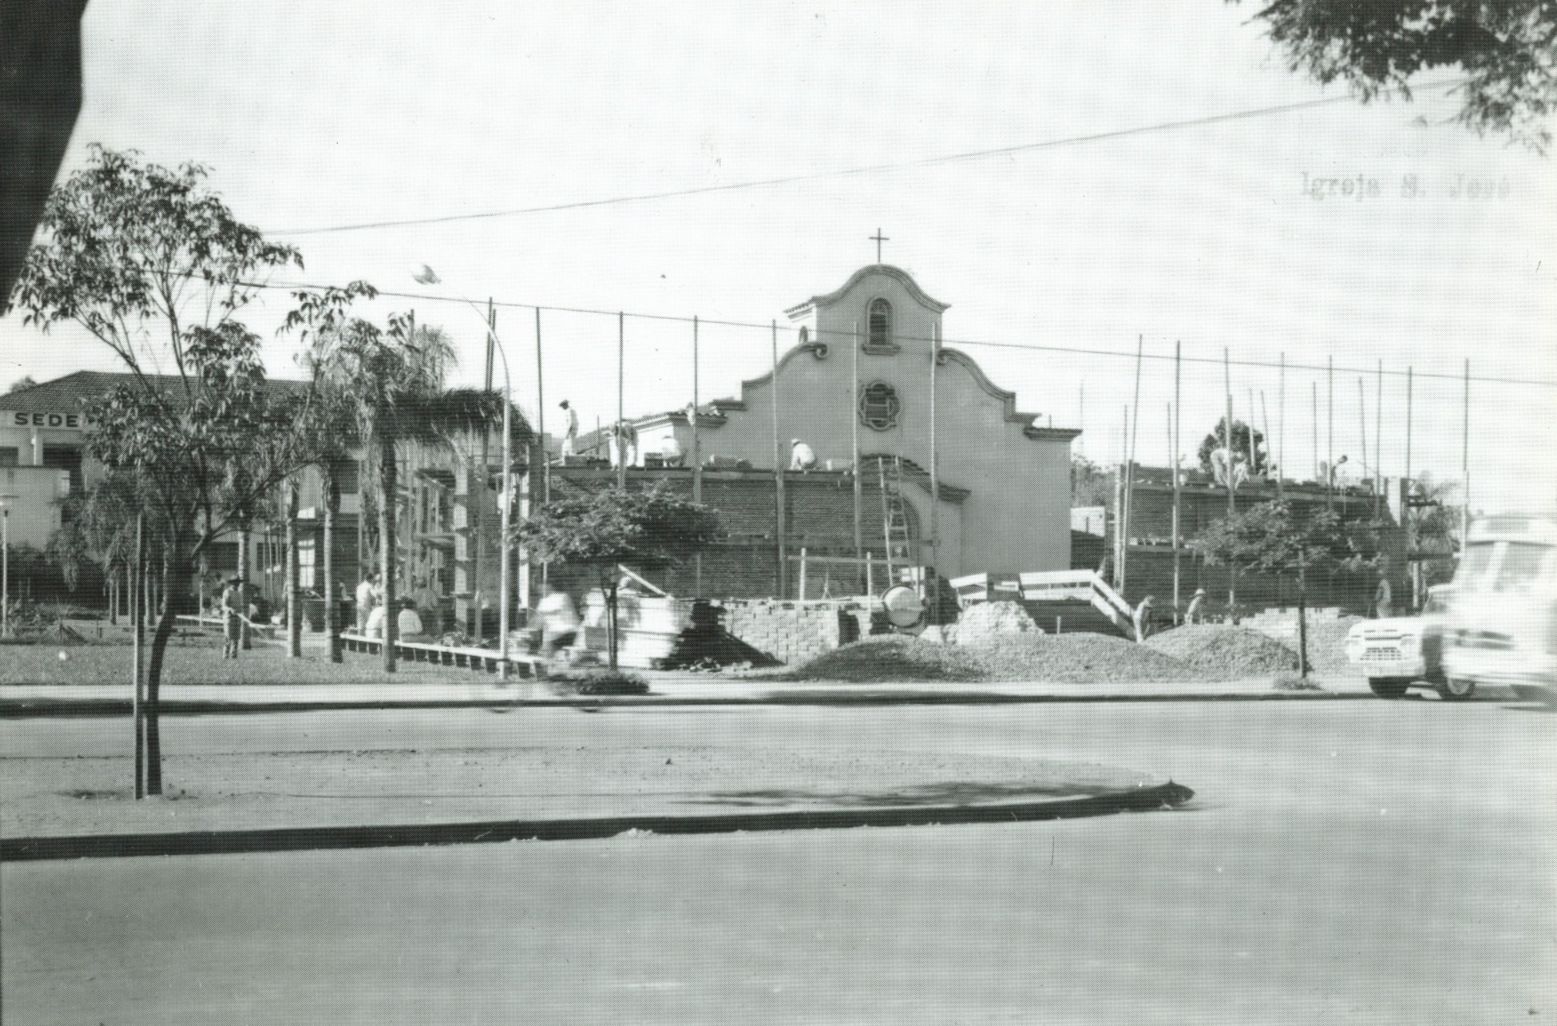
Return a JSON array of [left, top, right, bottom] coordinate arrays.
[[1238, 0, 1557, 150], [1071, 455, 1115, 508], [48, 471, 171, 622], [1196, 500, 1375, 675], [1407, 472, 1463, 589], [1197, 418, 1269, 478], [7, 147, 314, 795], [7, 375, 37, 393], [284, 286, 512, 672], [517, 482, 722, 669]]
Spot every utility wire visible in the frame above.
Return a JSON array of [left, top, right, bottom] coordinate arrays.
[[242, 273, 1555, 390], [270, 79, 1468, 237]]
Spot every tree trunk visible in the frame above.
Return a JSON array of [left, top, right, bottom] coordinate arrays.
[[286, 480, 301, 658], [1296, 564, 1310, 678], [237, 520, 252, 650], [107, 568, 117, 626], [325, 475, 340, 663], [380, 438, 398, 674], [606, 578, 619, 671], [143, 551, 191, 796]]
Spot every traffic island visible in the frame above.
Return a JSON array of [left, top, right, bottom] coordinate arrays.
[[1, 742, 1195, 861]]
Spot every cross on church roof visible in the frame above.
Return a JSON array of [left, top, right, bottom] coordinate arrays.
[[870, 228, 890, 264]]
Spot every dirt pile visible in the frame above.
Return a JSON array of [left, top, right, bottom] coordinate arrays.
[[949, 601, 1041, 645], [969, 633, 1206, 683], [1144, 625, 1299, 676], [781, 636, 989, 682], [1296, 615, 1362, 675], [785, 632, 1206, 684]]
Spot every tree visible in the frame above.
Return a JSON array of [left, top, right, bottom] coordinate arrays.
[[285, 287, 512, 672], [8, 147, 313, 795], [1071, 455, 1115, 508], [47, 471, 166, 622], [517, 482, 722, 669], [1195, 500, 1375, 675], [1407, 472, 1463, 589], [1238, 0, 1557, 151], [1197, 418, 1269, 478], [7, 375, 37, 393]]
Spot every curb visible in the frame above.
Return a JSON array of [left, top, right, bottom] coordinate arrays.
[[0, 781, 1194, 862], [0, 692, 1370, 718]]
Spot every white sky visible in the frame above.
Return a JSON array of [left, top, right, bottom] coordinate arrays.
[[2, 0, 1552, 510]]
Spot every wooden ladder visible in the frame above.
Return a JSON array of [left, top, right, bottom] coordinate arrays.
[[876, 455, 913, 578]]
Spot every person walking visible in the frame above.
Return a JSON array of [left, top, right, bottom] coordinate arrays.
[[535, 582, 581, 667], [220, 575, 244, 659], [1186, 587, 1207, 625], [355, 573, 376, 633]]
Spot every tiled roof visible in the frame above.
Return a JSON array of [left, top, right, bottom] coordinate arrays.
[[0, 370, 307, 414]]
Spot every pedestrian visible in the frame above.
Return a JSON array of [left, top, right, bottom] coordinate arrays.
[[219, 575, 244, 659], [1374, 573, 1394, 619], [412, 576, 441, 637], [535, 582, 580, 665], [1186, 588, 1207, 625], [1133, 595, 1155, 643], [355, 573, 376, 633], [559, 399, 579, 460], [396, 598, 428, 643]]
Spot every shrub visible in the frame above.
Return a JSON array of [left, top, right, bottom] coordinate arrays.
[[546, 669, 650, 695]]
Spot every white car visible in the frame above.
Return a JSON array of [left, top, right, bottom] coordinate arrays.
[[1346, 587, 1469, 700]]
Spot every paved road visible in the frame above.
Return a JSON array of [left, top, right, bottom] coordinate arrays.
[[5, 699, 1554, 1024]]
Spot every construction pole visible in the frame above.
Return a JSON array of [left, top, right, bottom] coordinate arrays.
[[1462, 358, 1471, 547], [1126, 335, 1143, 577], [1375, 359, 1383, 519], [852, 321, 863, 592], [1406, 365, 1415, 609], [1357, 376, 1369, 502], [692, 316, 702, 595], [1311, 382, 1319, 491], [1224, 348, 1235, 608], [929, 321, 941, 622], [771, 320, 786, 598], [132, 513, 144, 799], [1169, 400, 1180, 622], [1326, 354, 1334, 508], [534, 307, 548, 594], [1247, 387, 1257, 472], [1118, 404, 1129, 593], [616, 311, 626, 491], [1173, 341, 1182, 617], [1277, 353, 1285, 501], [1078, 381, 1084, 461]]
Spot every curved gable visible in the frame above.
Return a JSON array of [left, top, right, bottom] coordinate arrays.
[[784, 264, 950, 319]]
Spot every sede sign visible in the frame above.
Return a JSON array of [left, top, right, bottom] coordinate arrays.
[[10, 412, 84, 428]]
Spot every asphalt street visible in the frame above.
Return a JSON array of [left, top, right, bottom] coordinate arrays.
[[4, 698, 1554, 1024]]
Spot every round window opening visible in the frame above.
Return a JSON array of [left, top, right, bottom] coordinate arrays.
[[858, 381, 901, 431]]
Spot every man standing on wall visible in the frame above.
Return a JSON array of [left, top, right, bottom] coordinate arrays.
[[560, 399, 579, 461]]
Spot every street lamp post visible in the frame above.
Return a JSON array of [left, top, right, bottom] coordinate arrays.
[[414, 268, 514, 680]]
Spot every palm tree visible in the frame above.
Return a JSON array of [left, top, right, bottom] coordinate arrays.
[[303, 314, 514, 673]]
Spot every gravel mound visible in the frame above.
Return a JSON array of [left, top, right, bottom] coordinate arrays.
[[951, 601, 1041, 645], [782, 636, 989, 682], [1144, 625, 1299, 676], [785, 632, 1204, 684], [1299, 615, 1362, 675], [970, 633, 1206, 683]]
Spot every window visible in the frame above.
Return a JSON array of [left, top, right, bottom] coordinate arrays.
[[867, 298, 892, 350], [41, 446, 83, 494], [298, 538, 317, 589], [858, 381, 901, 431], [0, 447, 17, 467]]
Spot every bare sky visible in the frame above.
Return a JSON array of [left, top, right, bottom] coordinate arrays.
[[2, 1, 1552, 509]]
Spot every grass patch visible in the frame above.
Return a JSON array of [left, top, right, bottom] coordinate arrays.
[[545, 669, 651, 695], [0, 641, 507, 685]]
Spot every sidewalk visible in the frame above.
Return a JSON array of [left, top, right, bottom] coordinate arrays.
[[0, 672, 1376, 715]]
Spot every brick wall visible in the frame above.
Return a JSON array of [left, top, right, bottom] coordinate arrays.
[[545, 467, 911, 599], [715, 598, 874, 665]]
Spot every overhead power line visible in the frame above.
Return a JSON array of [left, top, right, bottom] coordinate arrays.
[[235, 272, 1553, 390], [270, 79, 1468, 238]]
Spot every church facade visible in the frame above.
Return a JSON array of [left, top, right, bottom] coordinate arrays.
[[629, 264, 1079, 580]]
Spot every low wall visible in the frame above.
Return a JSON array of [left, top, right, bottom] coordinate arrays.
[[717, 598, 877, 666]]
